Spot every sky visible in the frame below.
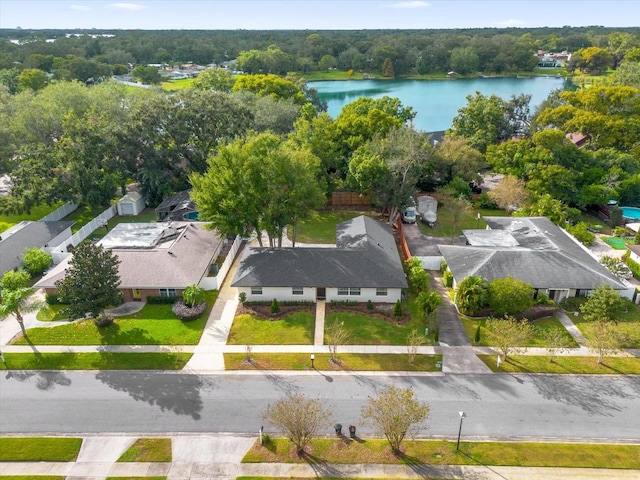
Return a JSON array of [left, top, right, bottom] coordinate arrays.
[[0, 0, 638, 30]]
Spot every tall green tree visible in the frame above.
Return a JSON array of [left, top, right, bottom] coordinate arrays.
[[191, 132, 325, 247], [55, 242, 121, 322], [579, 284, 626, 324]]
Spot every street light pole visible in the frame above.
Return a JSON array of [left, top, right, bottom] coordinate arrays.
[[456, 411, 466, 450]]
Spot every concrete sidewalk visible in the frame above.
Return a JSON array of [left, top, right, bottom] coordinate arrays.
[[1, 434, 639, 480]]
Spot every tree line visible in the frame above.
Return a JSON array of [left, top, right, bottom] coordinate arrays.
[[1, 27, 640, 85]]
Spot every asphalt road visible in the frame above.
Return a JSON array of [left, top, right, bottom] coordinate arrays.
[[1, 371, 639, 442]]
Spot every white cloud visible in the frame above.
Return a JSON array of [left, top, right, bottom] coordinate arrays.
[[69, 4, 91, 11], [106, 3, 147, 11], [390, 1, 430, 9], [495, 18, 527, 27]]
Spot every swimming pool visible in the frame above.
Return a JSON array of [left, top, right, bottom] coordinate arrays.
[[621, 206, 640, 220]]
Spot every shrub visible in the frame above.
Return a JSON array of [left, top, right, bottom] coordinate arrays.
[[488, 277, 534, 317], [609, 206, 622, 227], [270, 298, 280, 315], [45, 293, 64, 305], [475, 192, 498, 209], [393, 300, 403, 318], [439, 261, 448, 274], [22, 248, 53, 276], [172, 300, 207, 321], [182, 284, 205, 308], [367, 299, 374, 310], [93, 312, 114, 327], [147, 295, 180, 304], [442, 270, 454, 288], [626, 256, 640, 279], [566, 222, 595, 246], [474, 324, 481, 343]]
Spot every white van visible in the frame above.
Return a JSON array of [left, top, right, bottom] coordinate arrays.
[[402, 197, 417, 223]]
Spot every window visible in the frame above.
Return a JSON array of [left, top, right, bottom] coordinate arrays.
[[376, 288, 388, 296], [338, 287, 360, 296], [349, 287, 360, 296], [159, 288, 176, 297], [337, 287, 349, 296], [251, 287, 262, 295], [292, 287, 304, 295]]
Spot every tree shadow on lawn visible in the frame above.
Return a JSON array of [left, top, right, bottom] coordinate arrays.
[[95, 370, 205, 419]]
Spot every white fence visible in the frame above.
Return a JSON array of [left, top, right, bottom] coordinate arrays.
[[40, 202, 78, 222], [48, 205, 117, 264], [199, 235, 242, 291]]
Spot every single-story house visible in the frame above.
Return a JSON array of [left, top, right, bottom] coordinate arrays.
[[438, 216, 634, 303], [232, 215, 408, 303], [116, 192, 146, 216], [0, 220, 73, 277], [36, 222, 223, 302], [155, 190, 198, 221]]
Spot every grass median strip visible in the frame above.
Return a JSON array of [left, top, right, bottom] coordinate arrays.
[[224, 353, 442, 371], [117, 438, 172, 462], [0, 437, 82, 461], [0, 352, 192, 370], [478, 355, 640, 374], [244, 438, 640, 469]]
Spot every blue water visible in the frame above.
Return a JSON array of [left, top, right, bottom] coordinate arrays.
[[622, 207, 640, 220], [310, 77, 569, 132]]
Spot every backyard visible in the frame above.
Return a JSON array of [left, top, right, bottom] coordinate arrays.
[[0, 201, 64, 234], [417, 205, 507, 238], [288, 209, 380, 244]]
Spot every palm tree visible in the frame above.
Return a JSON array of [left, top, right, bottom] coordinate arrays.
[[454, 275, 488, 316], [0, 287, 40, 335]]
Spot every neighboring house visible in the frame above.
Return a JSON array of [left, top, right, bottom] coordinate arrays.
[[627, 244, 640, 265], [438, 216, 634, 303], [116, 192, 146, 216], [0, 221, 73, 277], [566, 132, 591, 149], [36, 222, 223, 302], [155, 190, 198, 221], [232, 215, 408, 303]]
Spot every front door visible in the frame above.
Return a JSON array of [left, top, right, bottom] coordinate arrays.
[[132, 288, 141, 301], [317, 287, 326, 300]]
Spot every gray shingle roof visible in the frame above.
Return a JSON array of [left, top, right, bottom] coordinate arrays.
[[232, 215, 407, 289], [439, 217, 625, 290], [36, 222, 221, 290]]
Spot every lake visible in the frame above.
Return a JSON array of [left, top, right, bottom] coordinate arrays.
[[309, 77, 570, 132]]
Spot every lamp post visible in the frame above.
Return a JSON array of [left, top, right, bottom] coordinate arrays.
[[456, 411, 466, 450], [310, 354, 315, 369]]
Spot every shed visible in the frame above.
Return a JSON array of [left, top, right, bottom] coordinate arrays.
[[117, 192, 145, 216]]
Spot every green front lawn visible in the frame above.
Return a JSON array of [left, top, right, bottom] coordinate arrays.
[[0, 437, 82, 461], [12, 291, 217, 345], [288, 210, 379, 244], [117, 438, 172, 462], [479, 355, 640, 374], [460, 315, 579, 348], [563, 297, 640, 349], [324, 310, 431, 345], [417, 206, 507, 238], [224, 353, 442, 371], [161, 77, 195, 91], [36, 304, 68, 321], [0, 202, 65, 234], [227, 312, 315, 345], [243, 438, 640, 469], [0, 352, 192, 370]]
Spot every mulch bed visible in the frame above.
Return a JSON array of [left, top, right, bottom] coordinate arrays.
[[239, 304, 314, 319]]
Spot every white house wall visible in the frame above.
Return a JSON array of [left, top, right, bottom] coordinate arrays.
[[414, 255, 443, 271], [238, 286, 401, 303]]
